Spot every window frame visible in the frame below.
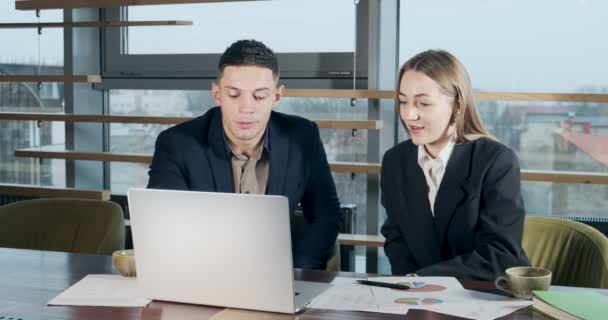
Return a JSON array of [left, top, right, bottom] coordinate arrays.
[[101, 8, 365, 80]]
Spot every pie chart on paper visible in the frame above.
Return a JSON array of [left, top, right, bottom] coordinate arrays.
[[396, 281, 447, 292]]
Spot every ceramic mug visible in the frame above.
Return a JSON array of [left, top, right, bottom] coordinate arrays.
[[113, 249, 136, 277], [494, 266, 551, 299]]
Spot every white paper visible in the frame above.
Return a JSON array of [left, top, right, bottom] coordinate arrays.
[[308, 277, 409, 314], [308, 276, 531, 319], [48, 274, 151, 307], [420, 289, 532, 320]]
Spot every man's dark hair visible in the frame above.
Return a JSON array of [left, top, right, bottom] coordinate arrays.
[[217, 39, 279, 82]]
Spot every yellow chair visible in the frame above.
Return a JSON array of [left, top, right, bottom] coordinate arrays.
[[291, 211, 340, 271], [0, 198, 125, 255], [523, 216, 608, 288], [325, 242, 341, 272]]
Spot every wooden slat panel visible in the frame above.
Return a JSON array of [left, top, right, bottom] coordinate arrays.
[[0, 113, 383, 129], [284, 89, 396, 100], [0, 113, 190, 125], [13, 148, 608, 184], [329, 163, 608, 184], [520, 169, 608, 184], [283, 89, 608, 103], [16, 0, 263, 10], [14, 148, 152, 163], [474, 92, 608, 103], [337, 234, 385, 247], [14, 149, 384, 173], [0, 75, 101, 83], [0, 20, 192, 28], [330, 162, 382, 174], [0, 183, 110, 200], [315, 120, 383, 130]]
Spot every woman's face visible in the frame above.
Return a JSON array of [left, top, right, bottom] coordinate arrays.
[[399, 70, 456, 157]]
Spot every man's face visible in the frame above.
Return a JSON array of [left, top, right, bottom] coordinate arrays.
[[212, 65, 283, 149]]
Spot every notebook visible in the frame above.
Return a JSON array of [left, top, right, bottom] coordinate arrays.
[[533, 290, 608, 320]]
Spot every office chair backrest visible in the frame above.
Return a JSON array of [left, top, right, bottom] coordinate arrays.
[[0, 198, 125, 255], [291, 210, 340, 271], [523, 216, 608, 288]]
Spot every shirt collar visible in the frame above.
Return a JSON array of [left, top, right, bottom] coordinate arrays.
[[417, 137, 456, 168], [222, 127, 270, 157]]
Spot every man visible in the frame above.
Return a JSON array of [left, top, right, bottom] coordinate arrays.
[[147, 39, 341, 270]]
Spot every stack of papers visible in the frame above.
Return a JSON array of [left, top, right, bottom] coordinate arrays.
[[308, 276, 531, 319], [48, 274, 151, 307]]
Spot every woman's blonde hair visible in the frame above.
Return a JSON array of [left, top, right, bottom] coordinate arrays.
[[398, 50, 492, 143]]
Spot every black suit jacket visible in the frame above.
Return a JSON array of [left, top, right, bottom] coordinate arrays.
[[147, 107, 341, 270], [380, 138, 530, 280]]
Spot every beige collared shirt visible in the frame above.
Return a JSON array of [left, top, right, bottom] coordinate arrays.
[[231, 143, 269, 195], [417, 139, 456, 216]]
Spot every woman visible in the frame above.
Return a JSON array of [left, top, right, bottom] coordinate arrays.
[[380, 50, 530, 280]]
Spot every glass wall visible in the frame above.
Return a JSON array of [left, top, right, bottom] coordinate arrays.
[[109, 89, 212, 194], [0, 3, 65, 187], [109, 91, 371, 236], [379, 0, 608, 273], [126, 0, 355, 54], [399, 0, 608, 93], [0, 0, 598, 272], [398, 0, 608, 217]]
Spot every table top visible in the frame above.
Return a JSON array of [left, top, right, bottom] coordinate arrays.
[[0, 247, 547, 320]]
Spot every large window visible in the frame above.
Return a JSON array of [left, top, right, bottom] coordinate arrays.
[[398, 0, 608, 217], [0, 3, 65, 187], [126, 0, 355, 54], [109, 89, 212, 194], [100, 1, 608, 273], [102, 1, 358, 79], [109, 91, 371, 235], [399, 0, 608, 93], [104, 1, 372, 246]]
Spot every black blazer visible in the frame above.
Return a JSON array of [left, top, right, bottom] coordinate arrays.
[[380, 138, 530, 280], [147, 107, 341, 270]]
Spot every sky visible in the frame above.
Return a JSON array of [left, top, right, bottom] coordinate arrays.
[[398, 0, 608, 92]]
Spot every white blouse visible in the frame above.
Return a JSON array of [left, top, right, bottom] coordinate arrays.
[[417, 139, 456, 216]]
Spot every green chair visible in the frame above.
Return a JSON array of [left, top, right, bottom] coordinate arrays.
[[325, 241, 341, 272], [523, 216, 608, 288], [291, 211, 340, 272], [0, 198, 125, 255]]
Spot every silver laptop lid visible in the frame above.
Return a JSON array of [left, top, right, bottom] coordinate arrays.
[[128, 188, 296, 313]]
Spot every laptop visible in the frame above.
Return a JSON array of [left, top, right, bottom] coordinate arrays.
[[127, 188, 330, 314]]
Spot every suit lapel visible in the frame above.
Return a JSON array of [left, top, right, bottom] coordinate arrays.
[[206, 110, 233, 193], [433, 141, 475, 248], [265, 114, 289, 196], [399, 143, 442, 267]]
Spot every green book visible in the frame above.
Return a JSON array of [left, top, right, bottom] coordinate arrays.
[[533, 290, 608, 320]]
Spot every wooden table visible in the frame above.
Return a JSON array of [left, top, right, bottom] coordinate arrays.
[[0, 248, 546, 319]]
